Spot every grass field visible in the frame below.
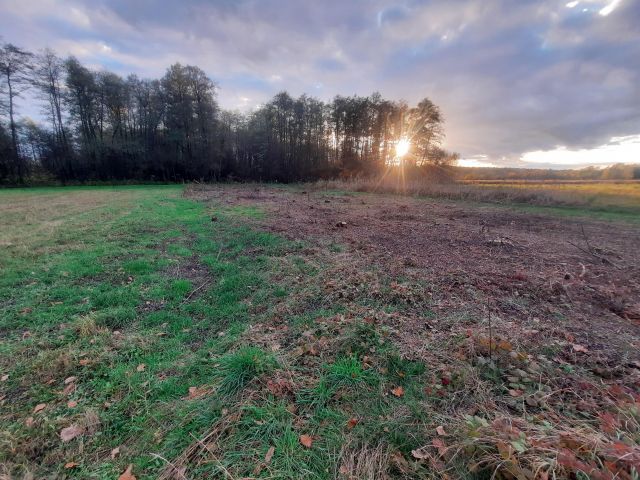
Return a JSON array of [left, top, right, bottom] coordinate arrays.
[[1, 184, 639, 479]]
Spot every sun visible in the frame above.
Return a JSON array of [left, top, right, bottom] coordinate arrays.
[[395, 138, 410, 158]]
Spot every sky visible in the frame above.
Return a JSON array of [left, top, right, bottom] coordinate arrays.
[[0, 0, 639, 169]]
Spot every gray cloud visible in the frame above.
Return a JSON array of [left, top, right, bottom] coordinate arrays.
[[0, 0, 638, 165]]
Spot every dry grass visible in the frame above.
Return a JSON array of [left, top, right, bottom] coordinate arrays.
[[337, 442, 392, 479], [0, 187, 139, 258], [312, 176, 640, 213]]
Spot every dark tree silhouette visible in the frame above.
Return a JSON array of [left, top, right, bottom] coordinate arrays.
[[0, 41, 455, 184]]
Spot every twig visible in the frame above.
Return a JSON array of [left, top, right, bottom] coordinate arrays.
[[567, 241, 617, 268], [181, 279, 212, 304], [580, 224, 592, 252], [150, 453, 189, 480]]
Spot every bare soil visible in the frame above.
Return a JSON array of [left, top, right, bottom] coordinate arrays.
[[183, 184, 640, 477], [189, 184, 640, 376]]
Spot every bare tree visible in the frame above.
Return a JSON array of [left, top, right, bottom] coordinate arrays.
[[0, 42, 34, 180], [32, 48, 71, 178]]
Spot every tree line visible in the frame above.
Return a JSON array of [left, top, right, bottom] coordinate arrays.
[[0, 41, 457, 184]]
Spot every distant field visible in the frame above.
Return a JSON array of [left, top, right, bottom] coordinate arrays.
[[318, 178, 640, 220], [1, 185, 639, 479], [462, 180, 640, 209]]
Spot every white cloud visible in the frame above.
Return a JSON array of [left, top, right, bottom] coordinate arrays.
[[457, 158, 498, 168], [521, 134, 640, 166], [599, 0, 622, 16]]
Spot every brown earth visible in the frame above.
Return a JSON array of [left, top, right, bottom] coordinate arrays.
[[188, 184, 639, 368], [185, 184, 640, 478]]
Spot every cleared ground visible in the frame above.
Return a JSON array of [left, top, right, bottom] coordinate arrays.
[[1, 184, 638, 479]]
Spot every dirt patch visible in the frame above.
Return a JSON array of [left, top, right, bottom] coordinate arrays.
[[181, 184, 640, 478], [188, 184, 640, 368]]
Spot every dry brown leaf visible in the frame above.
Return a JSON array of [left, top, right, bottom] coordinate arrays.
[[411, 448, 430, 460], [346, 417, 359, 430], [60, 424, 84, 442], [136, 364, 146, 372], [64, 462, 79, 469], [509, 389, 523, 397], [33, 403, 47, 414], [64, 376, 77, 385], [67, 400, 78, 408], [111, 446, 121, 459], [432, 438, 447, 457], [118, 464, 136, 480], [572, 344, 589, 353], [299, 434, 313, 448], [1, 374, 9, 381], [79, 359, 90, 366], [390, 386, 404, 397], [264, 445, 275, 464], [25, 416, 34, 427], [187, 386, 208, 399], [63, 383, 76, 395], [436, 425, 447, 436]]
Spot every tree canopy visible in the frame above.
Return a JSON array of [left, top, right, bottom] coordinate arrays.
[[0, 41, 457, 184]]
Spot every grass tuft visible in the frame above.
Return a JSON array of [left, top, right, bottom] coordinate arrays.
[[217, 346, 278, 395]]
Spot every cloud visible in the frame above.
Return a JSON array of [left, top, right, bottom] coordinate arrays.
[[521, 134, 640, 167], [0, 0, 638, 168]]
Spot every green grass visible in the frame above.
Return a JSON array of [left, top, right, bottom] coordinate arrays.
[[0, 185, 433, 479]]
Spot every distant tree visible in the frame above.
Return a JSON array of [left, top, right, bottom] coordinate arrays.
[[0, 40, 459, 184], [0, 42, 34, 181], [161, 63, 218, 179], [0, 122, 12, 180], [64, 56, 100, 176], [405, 98, 444, 166], [32, 48, 72, 179]]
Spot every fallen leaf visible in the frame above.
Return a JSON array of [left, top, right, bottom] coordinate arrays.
[[118, 464, 136, 480], [79, 359, 90, 366], [347, 417, 359, 430], [33, 403, 47, 414], [411, 448, 430, 460], [299, 434, 313, 448], [436, 425, 447, 436], [64, 462, 79, 469], [67, 400, 78, 408], [509, 389, 524, 397], [63, 383, 76, 395], [390, 386, 404, 397], [64, 376, 77, 385], [441, 377, 451, 386], [60, 425, 84, 442], [1, 374, 8, 382], [111, 446, 121, 459], [264, 445, 275, 464], [136, 364, 146, 372], [25, 416, 34, 427], [432, 438, 447, 456], [187, 386, 207, 399], [339, 464, 350, 475], [572, 344, 589, 353]]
